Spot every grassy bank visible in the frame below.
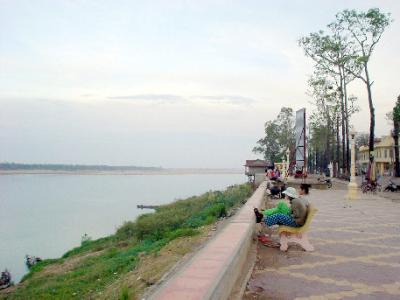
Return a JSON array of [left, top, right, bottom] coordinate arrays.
[[1, 184, 252, 300]]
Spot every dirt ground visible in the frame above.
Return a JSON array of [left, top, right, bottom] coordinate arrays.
[[244, 180, 400, 300]]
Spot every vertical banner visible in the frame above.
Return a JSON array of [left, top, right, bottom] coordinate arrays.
[[295, 108, 306, 169]]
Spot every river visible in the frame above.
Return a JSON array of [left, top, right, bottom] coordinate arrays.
[[0, 173, 246, 282]]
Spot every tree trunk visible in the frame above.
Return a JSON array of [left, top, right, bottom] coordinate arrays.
[[326, 119, 331, 174], [336, 116, 340, 176], [364, 63, 375, 159], [340, 84, 346, 173], [394, 119, 400, 177], [343, 70, 350, 175], [314, 149, 317, 173]]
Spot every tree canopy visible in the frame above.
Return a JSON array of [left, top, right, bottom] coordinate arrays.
[[253, 107, 295, 163]]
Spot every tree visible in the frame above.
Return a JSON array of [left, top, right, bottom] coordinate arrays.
[[334, 8, 392, 157], [253, 121, 281, 162], [275, 107, 296, 158], [307, 74, 338, 173], [253, 107, 295, 163], [299, 8, 392, 171], [355, 133, 370, 149], [306, 70, 358, 176], [299, 28, 360, 175]]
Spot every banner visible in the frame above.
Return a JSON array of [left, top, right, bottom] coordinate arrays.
[[295, 108, 306, 169]]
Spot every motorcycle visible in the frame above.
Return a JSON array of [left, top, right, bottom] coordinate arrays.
[[384, 180, 400, 192]]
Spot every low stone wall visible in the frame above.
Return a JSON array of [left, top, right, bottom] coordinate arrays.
[[286, 179, 328, 190], [148, 182, 266, 300]]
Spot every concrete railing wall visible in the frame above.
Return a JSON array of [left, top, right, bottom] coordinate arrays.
[[148, 181, 266, 300]]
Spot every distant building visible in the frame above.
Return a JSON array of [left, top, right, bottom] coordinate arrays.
[[358, 136, 395, 176], [244, 159, 270, 185]]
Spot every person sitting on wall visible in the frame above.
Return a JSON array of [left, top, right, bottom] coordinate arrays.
[[269, 182, 281, 197], [267, 178, 286, 198], [254, 187, 307, 227]]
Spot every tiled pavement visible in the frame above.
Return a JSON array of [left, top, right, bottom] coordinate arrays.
[[244, 188, 400, 300]]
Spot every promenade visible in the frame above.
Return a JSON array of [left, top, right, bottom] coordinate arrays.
[[244, 183, 400, 300]]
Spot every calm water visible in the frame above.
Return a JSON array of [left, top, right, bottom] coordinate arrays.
[[0, 173, 245, 282]]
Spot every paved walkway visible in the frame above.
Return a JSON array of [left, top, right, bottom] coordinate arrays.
[[244, 186, 400, 300]]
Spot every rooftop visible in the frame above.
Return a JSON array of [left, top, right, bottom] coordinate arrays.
[[244, 159, 270, 167]]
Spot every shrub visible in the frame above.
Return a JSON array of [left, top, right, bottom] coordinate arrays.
[[119, 286, 130, 300], [115, 184, 251, 243]]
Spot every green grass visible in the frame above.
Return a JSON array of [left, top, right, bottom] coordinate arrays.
[[119, 286, 130, 300], [2, 183, 252, 300]]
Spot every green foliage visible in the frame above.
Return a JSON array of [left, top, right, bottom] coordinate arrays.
[[253, 121, 281, 162], [119, 286, 131, 300], [393, 95, 400, 123], [81, 233, 92, 244], [62, 236, 116, 258], [20, 259, 63, 282], [300, 7, 393, 169], [253, 107, 295, 162], [276, 107, 296, 155], [125, 185, 248, 241], [5, 184, 252, 300], [335, 8, 392, 61]]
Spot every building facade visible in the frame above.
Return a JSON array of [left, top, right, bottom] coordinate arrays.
[[358, 136, 395, 176]]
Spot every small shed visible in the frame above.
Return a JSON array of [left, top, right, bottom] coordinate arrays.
[[244, 159, 271, 184], [245, 159, 270, 175]]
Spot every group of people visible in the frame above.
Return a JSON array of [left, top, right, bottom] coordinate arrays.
[[0, 269, 12, 289], [255, 183, 311, 228], [26, 255, 42, 269], [267, 178, 286, 198], [266, 167, 281, 180]]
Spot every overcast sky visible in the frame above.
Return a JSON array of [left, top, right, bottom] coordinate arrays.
[[1, 0, 399, 168]]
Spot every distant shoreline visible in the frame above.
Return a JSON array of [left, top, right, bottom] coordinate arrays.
[[0, 168, 243, 175]]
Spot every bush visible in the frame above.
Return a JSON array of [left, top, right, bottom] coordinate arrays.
[[116, 183, 251, 243], [119, 286, 130, 300], [81, 233, 92, 245]]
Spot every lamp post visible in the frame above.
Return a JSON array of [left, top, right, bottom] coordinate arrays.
[[347, 129, 359, 200]]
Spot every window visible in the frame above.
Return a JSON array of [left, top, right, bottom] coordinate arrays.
[[384, 149, 387, 158]]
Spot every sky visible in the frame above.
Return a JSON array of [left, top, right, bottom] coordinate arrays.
[[0, 0, 399, 168]]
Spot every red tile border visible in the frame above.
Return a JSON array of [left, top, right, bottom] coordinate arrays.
[[149, 182, 266, 300]]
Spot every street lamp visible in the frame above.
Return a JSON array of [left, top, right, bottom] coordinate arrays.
[[347, 129, 359, 200]]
